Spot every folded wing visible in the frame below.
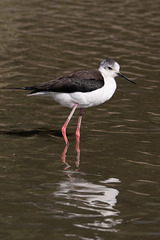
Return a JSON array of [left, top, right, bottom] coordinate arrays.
[[27, 70, 104, 94]]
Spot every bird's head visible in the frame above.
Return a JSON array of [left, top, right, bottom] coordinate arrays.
[[99, 58, 136, 84]]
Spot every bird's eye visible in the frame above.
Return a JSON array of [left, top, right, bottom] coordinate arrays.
[[108, 66, 112, 70]]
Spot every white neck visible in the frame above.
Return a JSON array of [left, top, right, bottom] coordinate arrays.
[[99, 67, 117, 100], [99, 67, 113, 82]]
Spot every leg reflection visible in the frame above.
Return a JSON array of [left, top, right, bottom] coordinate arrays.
[[61, 144, 70, 169], [61, 141, 81, 169]]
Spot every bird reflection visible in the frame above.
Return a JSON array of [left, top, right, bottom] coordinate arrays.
[[54, 175, 122, 232]]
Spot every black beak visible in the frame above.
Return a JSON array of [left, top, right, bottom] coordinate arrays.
[[118, 73, 136, 85]]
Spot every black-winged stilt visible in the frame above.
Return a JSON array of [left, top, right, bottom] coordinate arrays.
[[15, 58, 135, 145]]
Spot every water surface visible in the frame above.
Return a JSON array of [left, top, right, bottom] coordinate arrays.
[[0, 0, 160, 239]]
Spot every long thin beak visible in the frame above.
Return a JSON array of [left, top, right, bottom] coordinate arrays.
[[118, 72, 136, 85]]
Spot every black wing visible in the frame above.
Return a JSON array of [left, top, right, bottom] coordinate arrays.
[[25, 70, 104, 93]]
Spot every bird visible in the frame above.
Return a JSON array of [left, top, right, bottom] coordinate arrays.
[[14, 58, 135, 145]]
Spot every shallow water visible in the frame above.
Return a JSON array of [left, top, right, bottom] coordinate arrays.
[[0, 0, 160, 239]]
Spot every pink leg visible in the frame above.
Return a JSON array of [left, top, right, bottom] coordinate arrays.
[[76, 108, 83, 143], [61, 104, 78, 145], [76, 140, 80, 167]]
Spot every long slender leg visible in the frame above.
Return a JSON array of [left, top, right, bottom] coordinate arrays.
[[61, 104, 78, 145], [76, 108, 83, 143], [75, 109, 83, 166]]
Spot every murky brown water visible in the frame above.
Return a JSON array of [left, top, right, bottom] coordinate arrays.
[[0, 0, 160, 239]]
